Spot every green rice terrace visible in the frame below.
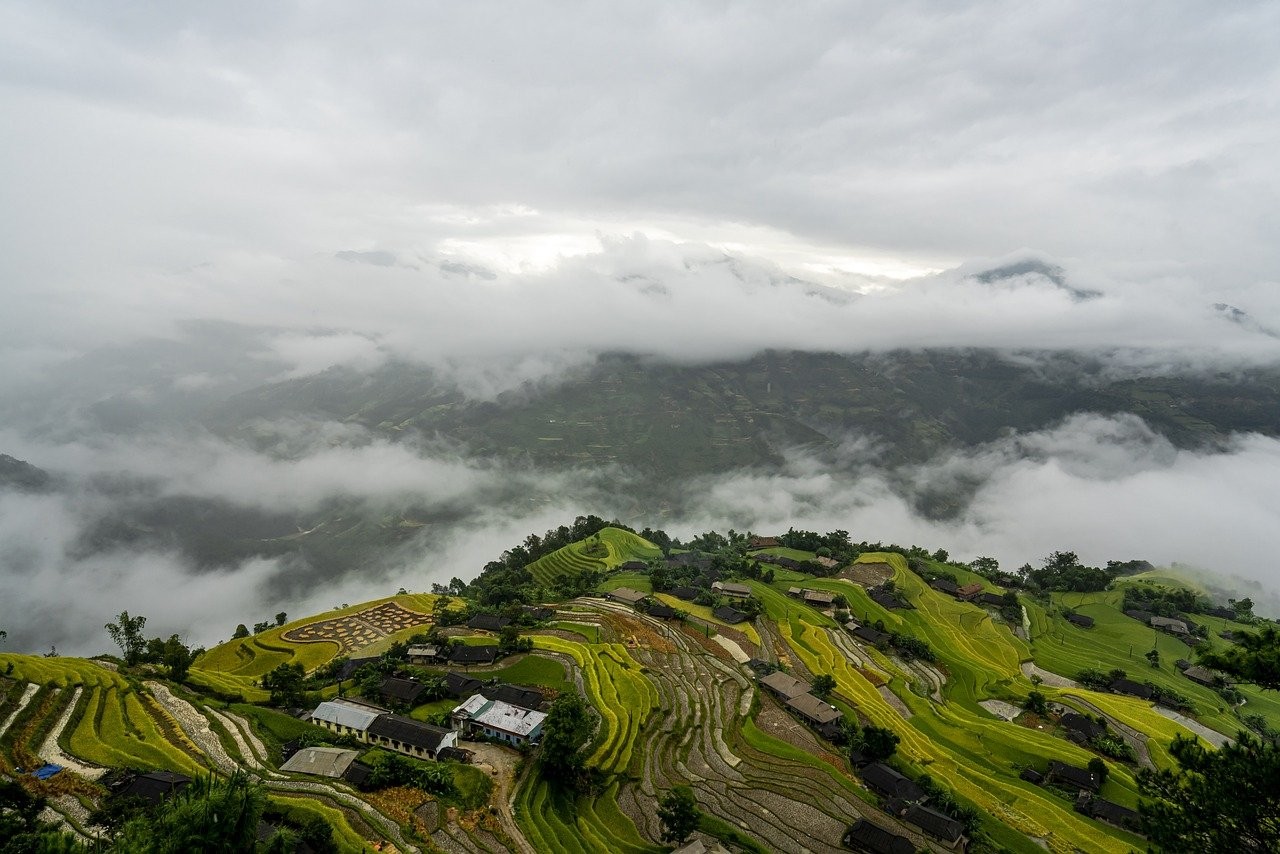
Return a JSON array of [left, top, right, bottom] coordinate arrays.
[[2, 523, 1276, 852]]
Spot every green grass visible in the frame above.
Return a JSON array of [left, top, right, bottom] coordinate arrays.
[[227, 703, 331, 750], [651, 593, 763, 646], [527, 528, 660, 586], [472, 655, 572, 694], [268, 794, 371, 854], [598, 572, 652, 594]]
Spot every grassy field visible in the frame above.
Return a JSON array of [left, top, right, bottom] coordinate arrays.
[[598, 572, 652, 594], [527, 528, 661, 587]]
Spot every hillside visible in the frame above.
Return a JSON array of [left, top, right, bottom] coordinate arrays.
[[2, 526, 1274, 852]]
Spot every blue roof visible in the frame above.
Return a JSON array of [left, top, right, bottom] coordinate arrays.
[[33, 764, 63, 780]]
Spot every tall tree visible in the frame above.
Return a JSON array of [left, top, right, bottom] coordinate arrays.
[[261, 662, 306, 707], [539, 693, 593, 786], [811, 674, 837, 699], [104, 611, 147, 666], [1198, 626, 1280, 690], [657, 786, 701, 844], [1139, 731, 1280, 852]]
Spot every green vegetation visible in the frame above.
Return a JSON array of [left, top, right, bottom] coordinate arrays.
[[528, 527, 661, 587]]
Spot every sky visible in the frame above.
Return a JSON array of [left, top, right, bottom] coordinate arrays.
[[2, 2, 1280, 652]]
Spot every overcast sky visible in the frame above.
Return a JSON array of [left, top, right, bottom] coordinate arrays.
[[3, 3, 1280, 652]]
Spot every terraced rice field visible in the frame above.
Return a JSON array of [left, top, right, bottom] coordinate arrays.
[[527, 527, 660, 586]]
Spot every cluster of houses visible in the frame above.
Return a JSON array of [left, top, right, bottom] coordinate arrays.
[[608, 582, 755, 625], [787, 587, 836, 609], [757, 669, 843, 738], [1019, 761, 1141, 833], [1124, 609, 1202, 645], [929, 578, 1005, 608], [301, 671, 549, 784], [843, 762, 968, 851]]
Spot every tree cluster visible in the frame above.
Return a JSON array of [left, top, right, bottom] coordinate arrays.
[[104, 612, 202, 682]]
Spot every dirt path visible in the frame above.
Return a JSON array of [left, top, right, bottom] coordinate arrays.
[[1151, 707, 1234, 748], [0, 682, 39, 739], [1021, 662, 1078, 688], [466, 741, 534, 854]]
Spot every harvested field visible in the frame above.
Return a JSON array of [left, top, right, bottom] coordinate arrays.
[[281, 601, 433, 653], [839, 561, 894, 587]]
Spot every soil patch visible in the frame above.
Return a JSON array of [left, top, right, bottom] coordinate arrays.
[[839, 562, 894, 587]]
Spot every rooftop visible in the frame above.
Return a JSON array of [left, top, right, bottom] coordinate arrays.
[[759, 670, 811, 700], [280, 747, 359, 778], [311, 699, 385, 731]]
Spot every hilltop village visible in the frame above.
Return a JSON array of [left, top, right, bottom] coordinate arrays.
[[1, 520, 1275, 853]]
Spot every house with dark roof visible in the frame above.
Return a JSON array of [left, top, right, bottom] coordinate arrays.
[[444, 671, 484, 698], [378, 676, 429, 707], [669, 586, 700, 601], [748, 536, 780, 550], [1019, 767, 1044, 785], [467, 614, 512, 632], [648, 603, 678, 620], [860, 763, 924, 802], [606, 587, 648, 606], [1046, 760, 1101, 792], [1182, 665, 1223, 688], [852, 625, 891, 646], [449, 644, 501, 666], [1075, 793, 1142, 832], [930, 578, 960, 596], [333, 656, 379, 682], [619, 560, 649, 571], [785, 693, 842, 727], [712, 605, 748, 624], [1059, 712, 1105, 741], [1110, 678, 1154, 700], [1123, 609, 1155, 624], [112, 771, 192, 806], [841, 820, 916, 854], [954, 583, 984, 601], [869, 590, 910, 610], [1204, 605, 1237, 620], [366, 715, 458, 761], [1065, 613, 1095, 629], [975, 592, 1007, 608], [407, 645, 443, 665], [342, 761, 374, 791], [523, 606, 555, 622], [759, 670, 811, 700], [1175, 658, 1192, 671], [900, 804, 966, 848], [482, 683, 545, 710]]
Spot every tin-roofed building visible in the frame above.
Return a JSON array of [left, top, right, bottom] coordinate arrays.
[[309, 698, 385, 740], [281, 747, 360, 779], [452, 694, 547, 746], [366, 715, 458, 760]]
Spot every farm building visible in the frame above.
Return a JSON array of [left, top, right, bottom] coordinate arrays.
[[110, 771, 192, 806], [1110, 678, 1155, 700], [1181, 665, 1223, 688], [342, 761, 374, 790], [860, 763, 924, 802], [1204, 605, 1237, 620], [378, 676, 430, 707], [523, 606, 556, 622], [669, 586, 700, 601], [671, 840, 732, 854], [1065, 613, 1095, 629], [1059, 712, 1105, 741], [897, 803, 966, 848], [787, 587, 804, 597], [606, 587, 648, 606], [712, 605, 749, 624], [712, 581, 752, 599], [333, 656, 379, 682], [814, 556, 840, 570], [802, 590, 836, 607], [444, 672, 484, 698], [452, 694, 547, 746], [648, 603, 678, 619], [1150, 616, 1190, 636], [1019, 768, 1044, 785], [310, 698, 385, 740], [852, 625, 891, 646], [785, 693, 842, 727], [1075, 793, 1142, 832], [1123, 609, 1155, 623], [842, 820, 915, 854], [759, 670, 811, 701], [974, 592, 1006, 608], [467, 614, 512, 632], [954, 583, 984, 601], [449, 644, 501, 666], [619, 560, 649, 571], [1046, 760, 1101, 793], [748, 536, 780, 550], [281, 747, 359, 779], [407, 645, 443, 665], [366, 715, 458, 761], [869, 589, 910, 610], [482, 683, 545, 710], [930, 578, 960, 595]]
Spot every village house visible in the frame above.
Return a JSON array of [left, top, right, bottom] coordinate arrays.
[[378, 675, 430, 707], [407, 645, 443, 665], [606, 587, 649, 606], [861, 763, 925, 802], [842, 820, 916, 854], [785, 693, 842, 728], [974, 592, 1006, 608], [1075, 793, 1142, 832], [851, 625, 891, 646], [712, 605, 748, 624], [748, 536, 780, 550], [334, 656, 379, 682], [523, 606, 555, 622], [1110, 678, 1155, 700], [954, 583, 984, 601], [930, 578, 960, 596], [309, 698, 385, 741], [712, 581, 752, 599], [895, 802, 967, 849], [482, 683, 545, 710], [1150, 616, 1190, 637], [1065, 613, 1095, 629], [648, 603, 679, 620], [869, 589, 910, 610], [449, 644, 501, 667], [280, 747, 360, 779], [669, 585, 700, 601], [452, 693, 547, 746], [759, 670, 811, 701], [1123, 609, 1155, 624], [814, 556, 840, 570], [802, 590, 836, 608], [1181, 665, 1223, 689], [109, 771, 191, 807], [467, 613, 512, 632], [619, 560, 649, 572], [1059, 712, 1105, 742], [443, 671, 484, 698], [1045, 760, 1101, 793], [366, 714, 458, 761]]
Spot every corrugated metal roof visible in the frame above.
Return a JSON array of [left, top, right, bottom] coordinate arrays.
[[311, 699, 383, 731], [281, 747, 359, 778]]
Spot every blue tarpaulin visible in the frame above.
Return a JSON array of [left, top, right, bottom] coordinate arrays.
[[32, 763, 63, 780]]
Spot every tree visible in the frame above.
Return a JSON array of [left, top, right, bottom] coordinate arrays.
[[105, 611, 147, 666], [1088, 757, 1109, 784], [112, 770, 267, 852], [1024, 690, 1048, 716], [811, 674, 837, 699], [232, 624, 250, 639], [275, 612, 288, 626], [657, 786, 701, 844], [539, 693, 594, 786], [1146, 648, 1161, 668], [1139, 731, 1280, 852], [857, 725, 900, 762], [1199, 626, 1280, 690], [261, 662, 306, 707]]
